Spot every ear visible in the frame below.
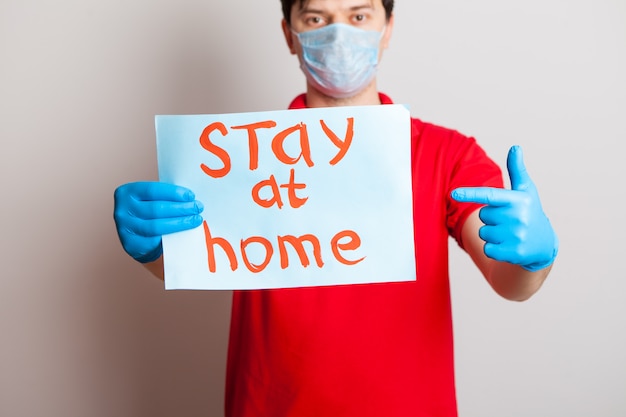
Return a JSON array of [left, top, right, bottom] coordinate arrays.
[[381, 13, 394, 50], [281, 19, 297, 55]]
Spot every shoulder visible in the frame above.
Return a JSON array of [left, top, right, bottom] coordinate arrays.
[[410, 117, 483, 159], [411, 117, 472, 142]]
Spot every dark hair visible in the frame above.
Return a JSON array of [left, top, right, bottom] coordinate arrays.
[[280, 0, 394, 25]]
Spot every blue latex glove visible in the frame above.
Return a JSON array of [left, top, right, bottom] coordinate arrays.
[[113, 182, 204, 263], [451, 146, 558, 272]]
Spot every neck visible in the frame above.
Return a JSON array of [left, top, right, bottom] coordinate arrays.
[[305, 79, 381, 108]]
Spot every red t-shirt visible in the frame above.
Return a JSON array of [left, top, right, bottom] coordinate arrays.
[[225, 93, 503, 417]]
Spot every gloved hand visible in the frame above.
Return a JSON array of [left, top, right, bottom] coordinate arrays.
[[113, 181, 204, 263], [451, 145, 558, 271]]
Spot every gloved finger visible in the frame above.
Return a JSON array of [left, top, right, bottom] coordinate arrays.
[[122, 214, 204, 238], [115, 181, 196, 203], [478, 203, 525, 226], [478, 224, 505, 244], [483, 242, 520, 264], [506, 145, 534, 192], [451, 187, 512, 207], [485, 238, 553, 268], [478, 206, 499, 225], [127, 199, 204, 220], [118, 235, 163, 263]]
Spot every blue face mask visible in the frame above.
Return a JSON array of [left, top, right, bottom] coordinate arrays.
[[293, 23, 385, 99]]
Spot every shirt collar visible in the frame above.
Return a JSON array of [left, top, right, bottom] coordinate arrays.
[[288, 93, 394, 109]]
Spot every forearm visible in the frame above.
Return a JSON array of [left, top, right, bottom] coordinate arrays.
[[484, 261, 551, 301]]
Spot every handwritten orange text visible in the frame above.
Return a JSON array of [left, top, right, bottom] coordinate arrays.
[[203, 222, 365, 273], [199, 117, 355, 178]]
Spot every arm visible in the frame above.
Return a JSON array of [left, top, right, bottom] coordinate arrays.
[[452, 145, 558, 301]]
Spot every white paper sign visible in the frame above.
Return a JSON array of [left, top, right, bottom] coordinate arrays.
[[156, 104, 415, 290]]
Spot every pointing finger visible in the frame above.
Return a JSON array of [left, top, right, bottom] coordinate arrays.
[[451, 187, 513, 206]]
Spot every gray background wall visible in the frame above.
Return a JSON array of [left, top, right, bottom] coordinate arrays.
[[1, 0, 624, 416]]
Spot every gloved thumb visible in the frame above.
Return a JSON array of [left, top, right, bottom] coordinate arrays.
[[507, 145, 534, 192]]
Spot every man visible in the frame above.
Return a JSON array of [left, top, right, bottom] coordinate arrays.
[[114, 1, 558, 415]]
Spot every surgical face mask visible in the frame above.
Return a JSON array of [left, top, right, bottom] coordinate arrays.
[[292, 23, 385, 99]]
